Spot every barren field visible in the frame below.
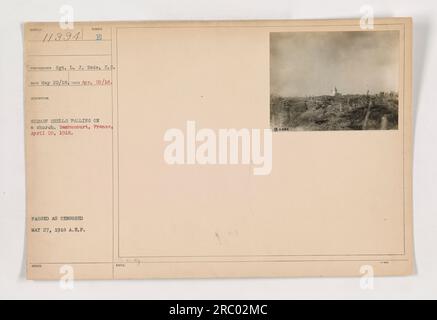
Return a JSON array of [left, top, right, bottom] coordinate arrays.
[[270, 93, 399, 131]]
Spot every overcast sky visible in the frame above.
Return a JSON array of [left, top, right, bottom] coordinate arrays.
[[270, 31, 400, 97]]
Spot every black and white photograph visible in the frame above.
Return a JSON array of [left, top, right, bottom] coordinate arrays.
[[270, 31, 400, 131]]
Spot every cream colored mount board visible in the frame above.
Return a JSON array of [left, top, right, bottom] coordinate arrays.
[[24, 18, 413, 280]]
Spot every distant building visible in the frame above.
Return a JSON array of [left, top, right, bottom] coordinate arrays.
[[331, 86, 341, 97]]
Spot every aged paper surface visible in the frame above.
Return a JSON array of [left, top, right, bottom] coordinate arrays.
[[24, 18, 413, 280]]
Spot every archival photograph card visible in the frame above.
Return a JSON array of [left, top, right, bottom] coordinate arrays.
[[24, 18, 413, 280]]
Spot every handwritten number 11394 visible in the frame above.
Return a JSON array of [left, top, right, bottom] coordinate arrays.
[[42, 31, 81, 42]]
